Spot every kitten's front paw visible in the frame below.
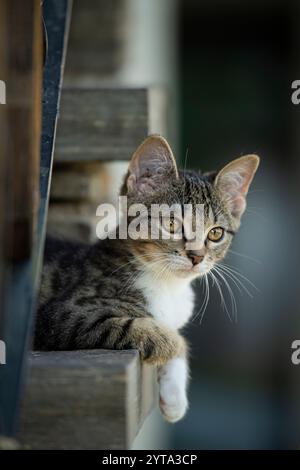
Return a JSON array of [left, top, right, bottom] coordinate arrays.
[[159, 380, 188, 423], [134, 318, 186, 366]]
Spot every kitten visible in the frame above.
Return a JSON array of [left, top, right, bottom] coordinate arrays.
[[35, 135, 259, 423]]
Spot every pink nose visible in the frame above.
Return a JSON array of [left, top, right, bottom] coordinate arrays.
[[188, 252, 204, 266]]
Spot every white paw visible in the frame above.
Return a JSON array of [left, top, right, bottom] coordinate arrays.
[[159, 380, 188, 423]]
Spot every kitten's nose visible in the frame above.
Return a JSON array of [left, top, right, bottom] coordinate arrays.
[[188, 252, 204, 266]]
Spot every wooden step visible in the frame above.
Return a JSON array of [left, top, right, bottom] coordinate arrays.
[[55, 88, 147, 162], [54, 87, 166, 162], [47, 202, 100, 243], [19, 350, 156, 450], [64, 0, 128, 83], [50, 162, 110, 202]]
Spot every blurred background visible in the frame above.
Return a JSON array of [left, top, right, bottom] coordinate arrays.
[[176, 0, 300, 450], [47, 0, 300, 449]]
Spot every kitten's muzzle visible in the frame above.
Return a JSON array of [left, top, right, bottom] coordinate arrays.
[[187, 251, 204, 266]]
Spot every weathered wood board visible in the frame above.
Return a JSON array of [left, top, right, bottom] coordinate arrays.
[[54, 88, 149, 162], [0, 0, 43, 261], [19, 350, 156, 450], [64, 0, 127, 82]]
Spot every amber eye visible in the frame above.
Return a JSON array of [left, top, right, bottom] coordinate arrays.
[[207, 227, 224, 242]]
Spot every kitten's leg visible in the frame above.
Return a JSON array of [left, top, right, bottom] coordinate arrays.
[[59, 311, 186, 366], [158, 355, 189, 423]]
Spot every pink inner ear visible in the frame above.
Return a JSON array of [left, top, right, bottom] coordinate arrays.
[[126, 165, 166, 195], [240, 174, 250, 194], [216, 157, 259, 218], [127, 174, 137, 193], [126, 135, 178, 194], [231, 195, 246, 217], [220, 173, 248, 217]]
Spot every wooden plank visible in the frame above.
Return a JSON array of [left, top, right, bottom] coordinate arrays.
[[0, 0, 42, 261], [0, 0, 43, 437], [54, 88, 148, 162], [19, 350, 155, 449], [64, 0, 127, 82]]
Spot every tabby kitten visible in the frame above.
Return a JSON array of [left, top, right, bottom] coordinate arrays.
[[35, 135, 259, 423]]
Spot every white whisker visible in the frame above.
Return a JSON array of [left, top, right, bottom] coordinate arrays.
[[218, 262, 259, 292], [212, 267, 237, 322], [216, 265, 254, 298], [228, 249, 261, 265], [209, 270, 233, 323], [192, 274, 210, 324]]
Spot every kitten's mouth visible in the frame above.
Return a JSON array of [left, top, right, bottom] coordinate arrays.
[[175, 265, 207, 277], [174, 263, 208, 278]]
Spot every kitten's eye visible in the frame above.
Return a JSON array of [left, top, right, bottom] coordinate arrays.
[[207, 227, 224, 242]]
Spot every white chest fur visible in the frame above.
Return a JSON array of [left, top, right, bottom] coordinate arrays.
[[135, 270, 195, 330]]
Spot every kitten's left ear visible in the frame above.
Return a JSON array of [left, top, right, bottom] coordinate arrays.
[[126, 135, 179, 195], [215, 155, 260, 219]]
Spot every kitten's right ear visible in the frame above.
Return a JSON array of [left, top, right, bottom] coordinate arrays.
[[124, 135, 179, 195], [215, 154, 260, 219]]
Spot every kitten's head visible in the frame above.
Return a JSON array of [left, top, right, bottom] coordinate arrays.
[[121, 135, 259, 280]]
